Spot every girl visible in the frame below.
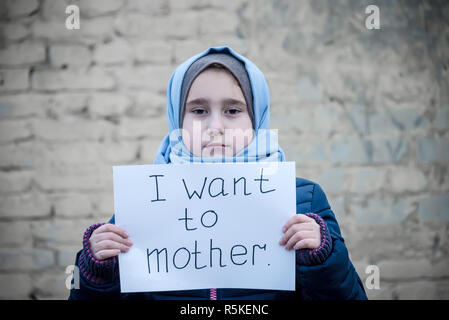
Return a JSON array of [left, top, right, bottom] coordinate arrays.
[[69, 46, 367, 300]]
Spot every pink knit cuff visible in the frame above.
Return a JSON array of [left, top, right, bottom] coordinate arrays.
[[296, 213, 333, 266], [79, 223, 119, 285]]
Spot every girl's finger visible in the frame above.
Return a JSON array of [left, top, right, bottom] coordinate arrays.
[[96, 223, 129, 239], [95, 249, 121, 260], [96, 239, 130, 253], [294, 237, 321, 250], [284, 230, 316, 250], [282, 214, 313, 233], [279, 222, 315, 245], [93, 232, 133, 247]]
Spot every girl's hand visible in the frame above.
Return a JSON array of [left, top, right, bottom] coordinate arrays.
[[279, 214, 321, 250], [89, 223, 133, 260]]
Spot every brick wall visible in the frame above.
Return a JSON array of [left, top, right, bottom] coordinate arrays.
[[0, 0, 448, 299]]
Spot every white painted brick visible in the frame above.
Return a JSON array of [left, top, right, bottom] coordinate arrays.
[[350, 168, 385, 194], [0, 221, 33, 247], [6, 0, 39, 17], [31, 219, 97, 246], [1, 23, 29, 41], [0, 69, 29, 92], [0, 43, 46, 66], [0, 171, 32, 194], [31, 68, 115, 91], [0, 274, 33, 299], [49, 45, 91, 68], [88, 92, 131, 116], [93, 38, 133, 64], [0, 120, 32, 143], [79, 0, 124, 17], [390, 167, 428, 193], [132, 41, 172, 65], [51, 193, 93, 218], [0, 248, 54, 271], [0, 192, 52, 219]]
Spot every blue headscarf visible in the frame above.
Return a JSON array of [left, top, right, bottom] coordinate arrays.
[[153, 46, 286, 164]]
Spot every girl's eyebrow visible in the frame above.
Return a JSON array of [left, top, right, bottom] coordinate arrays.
[[186, 97, 247, 107]]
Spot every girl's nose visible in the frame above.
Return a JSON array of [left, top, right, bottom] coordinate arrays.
[[206, 112, 225, 136]]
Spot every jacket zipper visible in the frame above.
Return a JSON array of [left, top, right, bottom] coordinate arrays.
[[210, 288, 217, 300]]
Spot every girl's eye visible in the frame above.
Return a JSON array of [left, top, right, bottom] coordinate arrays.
[[226, 108, 241, 115], [192, 108, 207, 115]]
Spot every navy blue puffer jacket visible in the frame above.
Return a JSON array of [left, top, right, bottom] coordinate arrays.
[[69, 178, 367, 300]]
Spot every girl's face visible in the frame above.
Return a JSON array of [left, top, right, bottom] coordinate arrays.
[[181, 68, 254, 158]]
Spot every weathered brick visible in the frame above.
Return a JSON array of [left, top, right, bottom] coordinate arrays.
[[0, 23, 29, 41], [0, 171, 32, 194], [0, 94, 47, 118], [350, 197, 410, 225], [98, 141, 139, 163], [93, 38, 133, 64], [417, 136, 449, 163], [113, 13, 155, 37], [41, 0, 72, 21], [395, 281, 439, 300], [0, 274, 33, 299], [51, 193, 93, 218], [0, 120, 32, 143], [172, 39, 209, 65], [0, 221, 32, 247], [33, 165, 112, 191], [198, 9, 240, 36], [31, 68, 116, 91], [0, 192, 52, 219], [0, 248, 54, 271], [125, 0, 169, 14], [286, 135, 328, 165], [55, 245, 80, 267], [377, 259, 449, 280], [31, 219, 96, 246], [315, 167, 346, 194], [129, 92, 166, 118], [271, 106, 313, 133], [0, 43, 46, 66], [0, 69, 29, 92], [311, 104, 341, 133], [31, 118, 115, 142], [112, 65, 171, 93], [329, 135, 369, 164], [5, 0, 39, 17], [79, 0, 124, 17], [49, 45, 91, 68], [88, 92, 131, 116], [433, 107, 449, 130], [296, 76, 323, 102], [349, 168, 385, 194], [132, 41, 172, 65], [80, 17, 116, 39], [390, 167, 428, 193], [0, 142, 38, 168], [118, 117, 168, 140], [370, 136, 409, 163], [33, 271, 71, 299], [418, 194, 449, 222]]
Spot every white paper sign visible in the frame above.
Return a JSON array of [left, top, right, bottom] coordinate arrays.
[[113, 162, 296, 293]]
